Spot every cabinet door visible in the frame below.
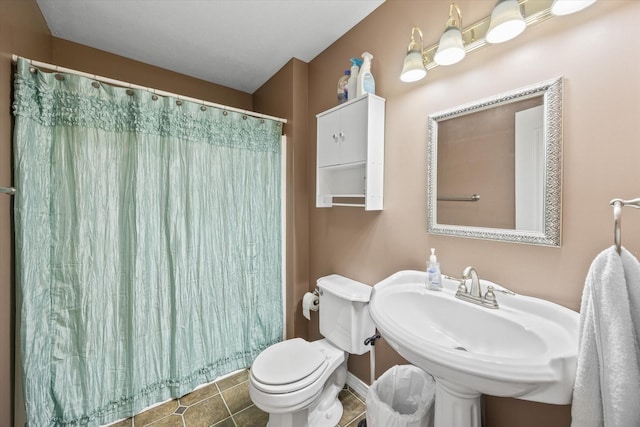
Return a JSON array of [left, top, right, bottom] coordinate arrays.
[[317, 111, 341, 167], [338, 98, 368, 165]]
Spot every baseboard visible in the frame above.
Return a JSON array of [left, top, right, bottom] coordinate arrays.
[[346, 371, 370, 400]]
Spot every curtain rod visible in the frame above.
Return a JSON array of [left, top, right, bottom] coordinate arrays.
[[12, 54, 287, 124]]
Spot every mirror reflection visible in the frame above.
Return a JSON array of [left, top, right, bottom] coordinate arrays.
[[427, 78, 562, 246]]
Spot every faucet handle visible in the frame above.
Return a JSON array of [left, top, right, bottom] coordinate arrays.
[[457, 279, 468, 294], [484, 285, 496, 302], [482, 285, 499, 308]]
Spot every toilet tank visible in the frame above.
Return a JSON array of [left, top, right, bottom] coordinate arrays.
[[317, 274, 376, 355]]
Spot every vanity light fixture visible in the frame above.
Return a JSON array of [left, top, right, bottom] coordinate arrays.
[[550, 0, 597, 16], [434, 3, 466, 66], [400, 27, 428, 82], [486, 0, 527, 44], [400, 0, 598, 83]]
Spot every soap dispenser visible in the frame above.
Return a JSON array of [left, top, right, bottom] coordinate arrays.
[[426, 248, 442, 291]]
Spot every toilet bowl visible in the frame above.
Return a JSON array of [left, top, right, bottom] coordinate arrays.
[[248, 274, 375, 427], [249, 338, 347, 426]]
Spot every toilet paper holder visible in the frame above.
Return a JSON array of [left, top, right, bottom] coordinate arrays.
[[311, 288, 321, 308], [302, 288, 321, 320]]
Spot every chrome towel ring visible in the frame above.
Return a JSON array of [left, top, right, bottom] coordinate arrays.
[[610, 198, 640, 254]]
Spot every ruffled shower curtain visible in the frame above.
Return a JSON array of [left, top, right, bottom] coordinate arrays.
[[13, 58, 283, 426]]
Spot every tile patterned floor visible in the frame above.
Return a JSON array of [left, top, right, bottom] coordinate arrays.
[[108, 369, 367, 427]]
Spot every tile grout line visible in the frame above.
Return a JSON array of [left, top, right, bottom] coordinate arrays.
[[346, 388, 367, 427], [227, 380, 253, 427], [343, 388, 364, 407], [230, 404, 262, 426], [220, 380, 255, 412], [215, 381, 239, 427], [348, 387, 367, 406]]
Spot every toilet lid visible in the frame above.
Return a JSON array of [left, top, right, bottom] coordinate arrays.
[[252, 338, 327, 386]]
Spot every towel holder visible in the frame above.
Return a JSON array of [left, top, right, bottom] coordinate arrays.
[[610, 197, 640, 254], [437, 193, 481, 202]]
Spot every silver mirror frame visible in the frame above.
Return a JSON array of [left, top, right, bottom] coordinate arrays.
[[427, 77, 563, 246]]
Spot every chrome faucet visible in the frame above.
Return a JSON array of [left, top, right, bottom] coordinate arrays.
[[455, 266, 499, 309], [463, 266, 481, 298]]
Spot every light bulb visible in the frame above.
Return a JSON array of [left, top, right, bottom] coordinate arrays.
[[486, 0, 527, 44], [551, 0, 597, 16], [434, 27, 466, 66]]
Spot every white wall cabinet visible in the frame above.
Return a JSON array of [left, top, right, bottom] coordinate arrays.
[[316, 93, 385, 210]]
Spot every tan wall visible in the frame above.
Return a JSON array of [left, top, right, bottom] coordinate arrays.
[[253, 58, 310, 340], [0, 1, 52, 424], [307, 0, 640, 425]]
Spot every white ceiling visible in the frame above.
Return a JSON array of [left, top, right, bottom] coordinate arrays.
[[36, 0, 386, 94]]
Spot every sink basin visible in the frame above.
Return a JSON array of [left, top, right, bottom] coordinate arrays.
[[370, 270, 579, 427]]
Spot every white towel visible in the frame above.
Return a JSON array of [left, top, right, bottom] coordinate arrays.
[[572, 246, 640, 427]]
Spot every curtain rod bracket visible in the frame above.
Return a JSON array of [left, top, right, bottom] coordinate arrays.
[[0, 187, 16, 195]]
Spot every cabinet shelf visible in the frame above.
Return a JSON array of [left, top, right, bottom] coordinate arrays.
[[332, 203, 366, 208], [316, 94, 385, 211], [318, 161, 366, 171], [329, 194, 365, 198]]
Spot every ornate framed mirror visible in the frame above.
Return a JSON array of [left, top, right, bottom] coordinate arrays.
[[427, 77, 562, 246]]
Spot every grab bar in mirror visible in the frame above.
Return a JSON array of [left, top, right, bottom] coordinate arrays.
[[610, 197, 640, 254], [437, 194, 480, 202]]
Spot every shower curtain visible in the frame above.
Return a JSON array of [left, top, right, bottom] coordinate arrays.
[[12, 58, 283, 426]]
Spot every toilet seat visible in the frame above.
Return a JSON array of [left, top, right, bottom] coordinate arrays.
[[251, 338, 329, 394], [249, 338, 347, 416]]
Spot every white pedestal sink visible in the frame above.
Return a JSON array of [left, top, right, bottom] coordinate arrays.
[[369, 270, 579, 427]]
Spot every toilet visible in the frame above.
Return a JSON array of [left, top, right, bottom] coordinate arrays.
[[249, 274, 375, 427]]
